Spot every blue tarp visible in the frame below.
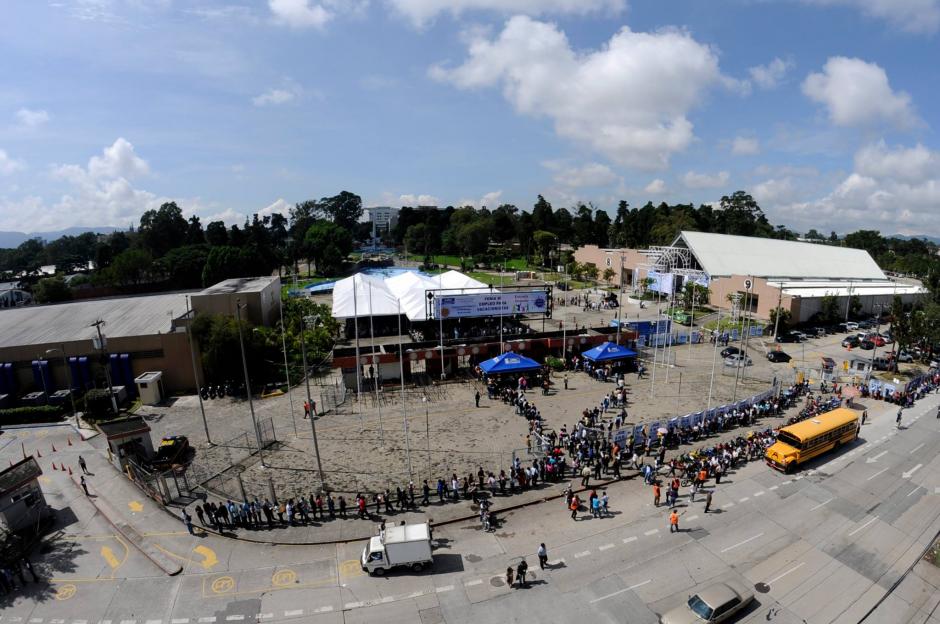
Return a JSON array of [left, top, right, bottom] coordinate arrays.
[[582, 341, 638, 362], [479, 352, 542, 374]]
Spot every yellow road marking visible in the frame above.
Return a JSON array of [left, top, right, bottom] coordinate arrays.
[[339, 559, 365, 578], [193, 545, 219, 571], [128, 501, 143, 512], [101, 546, 120, 569], [54, 584, 77, 600], [38, 476, 51, 484], [141, 530, 189, 537], [49, 577, 119, 584], [201, 574, 336, 598], [271, 569, 297, 587], [211, 576, 235, 594]]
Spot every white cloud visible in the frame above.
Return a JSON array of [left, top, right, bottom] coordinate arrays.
[[53, 137, 150, 183], [731, 136, 760, 155], [752, 177, 797, 205], [431, 17, 728, 170], [0, 149, 26, 176], [771, 142, 940, 235], [252, 80, 304, 106], [15, 108, 50, 129], [748, 57, 794, 90], [644, 178, 667, 194], [551, 162, 619, 188], [802, 57, 918, 128], [204, 208, 247, 226], [682, 170, 730, 189], [800, 0, 940, 34], [456, 190, 504, 209], [258, 198, 292, 218], [854, 141, 940, 183], [268, 0, 332, 28], [387, 0, 625, 27], [399, 193, 440, 206]]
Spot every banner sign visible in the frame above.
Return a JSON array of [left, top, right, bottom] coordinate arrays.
[[434, 291, 548, 319]]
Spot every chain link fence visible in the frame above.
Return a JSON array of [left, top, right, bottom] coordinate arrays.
[[183, 417, 277, 501]]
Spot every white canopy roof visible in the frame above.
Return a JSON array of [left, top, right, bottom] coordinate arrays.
[[677, 231, 887, 281], [331, 270, 492, 321], [331, 273, 401, 319]]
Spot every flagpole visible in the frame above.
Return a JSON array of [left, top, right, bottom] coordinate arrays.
[[278, 292, 297, 437], [706, 306, 721, 412], [353, 276, 363, 431], [369, 283, 384, 445], [438, 272, 446, 379], [398, 298, 412, 480]]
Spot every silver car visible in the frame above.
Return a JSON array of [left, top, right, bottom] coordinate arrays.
[[723, 354, 752, 367], [660, 580, 755, 624]]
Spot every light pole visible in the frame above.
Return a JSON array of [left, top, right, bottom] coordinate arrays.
[[235, 300, 265, 467], [300, 313, 325, 486], [423, 396, 431, 480], [278, 294, 297, 437], [185, 297, 212, 445], [90, 320, 119, 415], [45, 346, 78, 429]]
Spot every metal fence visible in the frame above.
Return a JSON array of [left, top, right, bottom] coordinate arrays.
[[318, 377, 347, 414], [184, 417, 277, 500]]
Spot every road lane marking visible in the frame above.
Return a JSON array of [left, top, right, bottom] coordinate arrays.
[[754, 491, 765, 497], [867, 467, 889, 481], [589, 579, 652, 603], [144, 621, 161, 624], [313, 607, 333, 614], [644, 529, 659, 536], [848, 516, 879, 537], [197, 618, 216, 623], [910, 443, 925, 454], [225, 617, 244, 622], [769, 486, 779, 491], [768, 562, 805, 584], [865, 451, 888, 464], [721, 532, 765, 553], [435, 585, 454, 593], [738, 497, 749, 503], [907, 487, 920, 497], [725, 502, 735, 508], [782, 480, 792, 485], [599, 543, 615, 551], [903, 464, 923, 479], [257, 615, 273, 620], [810, 498, 833, 511], [574, 551, 591, 558], [171, 620, 190, 623], [283, 611, 302, 617], [623, 536, 637, 544], [466, 579, 483, 586]]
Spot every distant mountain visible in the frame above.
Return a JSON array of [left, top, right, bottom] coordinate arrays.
[[0, 226, 121, 248], [886, 233, 940, 245]]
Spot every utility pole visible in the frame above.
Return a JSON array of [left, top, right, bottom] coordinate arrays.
[[46, 346, 78, 428], [90, 319, 119, 415], [235, 300, 265, 467], [185, 298, 212, 445], [300, 314, 325, 485]]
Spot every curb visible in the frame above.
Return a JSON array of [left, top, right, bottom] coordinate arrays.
[[70, 474, 183, 575]]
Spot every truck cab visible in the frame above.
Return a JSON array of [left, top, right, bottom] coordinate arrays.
[[361, 522, 433, 576]]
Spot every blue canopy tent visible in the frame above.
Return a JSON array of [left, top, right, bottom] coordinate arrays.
[[479, 352, 542, 375], [582, 341, 637, 362]]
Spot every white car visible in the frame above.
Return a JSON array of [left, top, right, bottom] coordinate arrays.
[[724, 354, 752, 367], [845, 322, 859, 331]]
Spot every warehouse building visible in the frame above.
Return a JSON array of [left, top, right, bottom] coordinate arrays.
[[575, 232, 925, 323]]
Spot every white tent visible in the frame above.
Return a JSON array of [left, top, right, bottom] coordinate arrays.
[[331, 273, 401, 319], [438, 270, 488, 291], [386, 271, 441, 322]]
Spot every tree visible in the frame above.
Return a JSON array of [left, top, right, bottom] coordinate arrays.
[[805, 229, 824, 240], [531, 195, 554, 233], [319, 191, 363, 231], [582, 262, 599, 281], [716, 191, 772, 237], [457, 221, 490, 258], [139, 202, 188, 258], [303, 220, 353, 275], [532, 230, 558, 267], [185, 216, 205, 246], [818, 294, 840, 323], [107, 249, 153, 287], [844, 230, 887, 259], [849, 295, 863, 319], [769, 307, 792, 336], [205, 221, 228, 246], [201, 246, 254, 287], [602, 267, 616, 285], [33, 276, 71, 303], [680, 282, 710, 311], [154, 245, 209, 289]]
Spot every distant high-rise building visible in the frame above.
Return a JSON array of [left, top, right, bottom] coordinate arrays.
[[366, 206, 399, 232]]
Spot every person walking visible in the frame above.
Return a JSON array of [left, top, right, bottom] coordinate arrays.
[[78, 455, 89, 475], [669, 510, 680, 533], [564, 374, 568, 390], [580, 464, 591, 487], [897, 408, 903, 429], [506, 566, 514, 588], [537, 543, 548, 569], [570, 495, 579, 521], [80, 475, 89, 496], [704, 490, 713, 513], [182, 508, 194, 535], [516, 559, 528, 587], [653, 483, 661, 507], [475, 390, 481, 408]]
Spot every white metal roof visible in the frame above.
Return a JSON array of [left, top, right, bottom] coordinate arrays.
[[678, 231, 887, 281], [768, 280, 926, 298]]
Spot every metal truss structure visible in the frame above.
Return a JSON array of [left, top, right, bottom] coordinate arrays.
[[639, 245, 709, 281]]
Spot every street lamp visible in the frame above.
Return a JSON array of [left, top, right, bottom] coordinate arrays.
[[423, 396, 431, 480], [185, 297, 213, 446], [45, 347, 78, 429], [300, 313, 325, 486], [235, 300, 265, 467]]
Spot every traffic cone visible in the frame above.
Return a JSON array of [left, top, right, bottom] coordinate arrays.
[[68, 466, 73, 476], [35, 449, 41, 458], [8, 459, 12, 467], [51, 463, 57, 471], [21, 442, 26, 460], [51, 443, 57, 453], [67, 436, 72, 446]]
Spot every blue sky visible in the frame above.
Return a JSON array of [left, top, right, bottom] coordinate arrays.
[[1, 0, 939, 236]]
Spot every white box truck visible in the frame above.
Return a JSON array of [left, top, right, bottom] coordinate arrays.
[[361, 522, 433, 576]]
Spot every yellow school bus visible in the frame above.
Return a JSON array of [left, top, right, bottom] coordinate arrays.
[[765, 407, 860, 473]]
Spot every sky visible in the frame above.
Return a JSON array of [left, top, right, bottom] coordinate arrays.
[[1, 0, 939, 237]]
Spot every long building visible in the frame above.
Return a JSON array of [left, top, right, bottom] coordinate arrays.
[[575, 231, 925, 323]]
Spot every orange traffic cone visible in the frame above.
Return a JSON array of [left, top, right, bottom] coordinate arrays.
[[68, 466, 73, 476], [51, 463, 57, 471], [67, 436, 72, 446], [51, 443, 57, 453], [35, 449, 42, 458]]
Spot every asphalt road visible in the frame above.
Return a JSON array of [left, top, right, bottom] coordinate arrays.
[[2, 384, 939, 624]]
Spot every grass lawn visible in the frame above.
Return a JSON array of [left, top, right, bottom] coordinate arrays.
[[282, 276, 341, 298], [702, 318, 766, 332]]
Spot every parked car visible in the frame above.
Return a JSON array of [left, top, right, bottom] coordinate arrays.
[[869, 335, 886, 347], [724, 354, 752, 367], [720, 346, 742, 358], [872, 356, 891, 371], [824, 324, 842, 335], [846, 321, 859, 331], [151, 435, 190, 470], [896, 351, 914, 363], [859, 340, 875, 350], [659, 580, 755, 624], [857, 320, 874, 329], [767, 351, 792, 363], [809, 327, 826, 337], [775, 332, 801, 343], [842, 336, 860, 348], [882, 332, 894, 344]]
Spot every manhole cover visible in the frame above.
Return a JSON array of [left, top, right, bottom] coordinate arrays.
[[490, 576, 503, 587], [754, 582, 770, 593], [465, 554, 482, 563]]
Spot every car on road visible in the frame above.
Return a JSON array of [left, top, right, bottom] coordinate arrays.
[[724, 354, 752, 367], [659, 580, 755, 624], [720, 346, 742, 358], [841, 336, 860, 348], [767, 351, 792, 363]]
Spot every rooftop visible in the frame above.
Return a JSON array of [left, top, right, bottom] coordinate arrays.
[[0, 292, 189, 348], [196, 276, 279, 296], [0, 457, 42, 496], [96, 416, 151, 438], [677, 231, 887, 281]]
